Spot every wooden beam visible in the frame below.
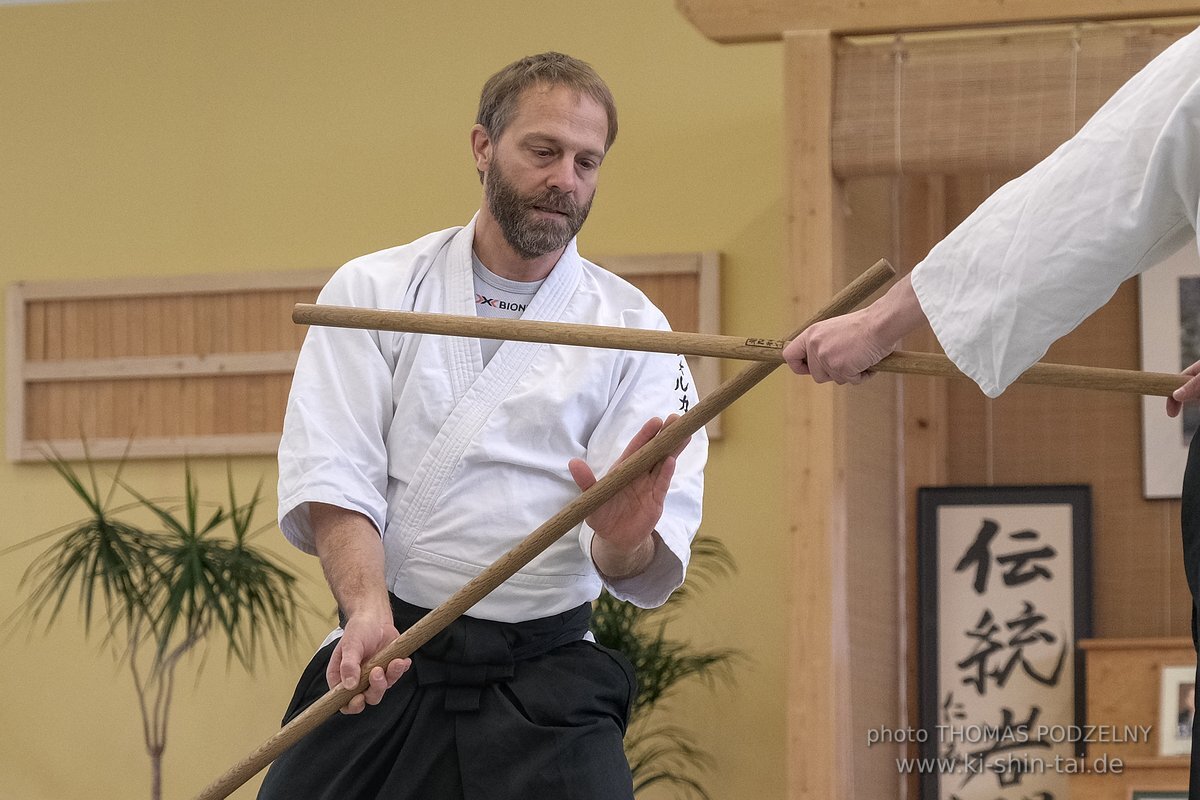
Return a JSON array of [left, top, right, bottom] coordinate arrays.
[[783, 29, 851, 800], [12, 269, 334, 301], [20, 433, 283, 461], [23, 351, 299, 383], [676, 0, 1200, 41]]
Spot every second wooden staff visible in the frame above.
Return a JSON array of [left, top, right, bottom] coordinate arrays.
[[293, 302, 1186, 398]]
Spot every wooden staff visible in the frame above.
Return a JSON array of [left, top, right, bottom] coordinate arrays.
[[193, 259, 896, 800], [293, 304, 1187, 398]]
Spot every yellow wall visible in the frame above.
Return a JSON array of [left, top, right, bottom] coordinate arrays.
[[0, 1, 784, 798]]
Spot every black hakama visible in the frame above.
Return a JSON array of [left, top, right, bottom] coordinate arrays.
[[257, 596, 637, 800], [1183, 431, 1200, 799]]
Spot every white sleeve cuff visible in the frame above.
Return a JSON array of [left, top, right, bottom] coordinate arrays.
[[278, 494, 385, 555], [580, 523, 689, 609]]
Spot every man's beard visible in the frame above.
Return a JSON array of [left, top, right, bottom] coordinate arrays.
[[484, 158, 592, 260]]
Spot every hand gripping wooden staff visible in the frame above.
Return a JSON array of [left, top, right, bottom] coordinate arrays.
[[193, 258, 895, 800], [293, 303, 1185, 397]]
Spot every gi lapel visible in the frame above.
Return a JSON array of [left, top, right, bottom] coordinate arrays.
[[442, 217, 482, 404], [383, 222, 583, 585]]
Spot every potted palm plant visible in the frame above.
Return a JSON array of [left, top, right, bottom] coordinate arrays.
[[4, 448, 308, 800], [591, 535, 740, 799]]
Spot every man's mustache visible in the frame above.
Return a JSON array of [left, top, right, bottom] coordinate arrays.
[[526, 192, 579, 215]]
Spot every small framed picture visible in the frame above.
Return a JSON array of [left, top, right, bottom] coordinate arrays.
[[1139, 242, 1200, 499], [1158, 664, 1196, 757]]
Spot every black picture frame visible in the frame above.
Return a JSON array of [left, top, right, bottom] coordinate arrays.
[[918, 485, 1092, 800]]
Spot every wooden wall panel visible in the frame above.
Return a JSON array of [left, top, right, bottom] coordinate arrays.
[[9, 273, 327, 461], [8, 255, 721, 461]]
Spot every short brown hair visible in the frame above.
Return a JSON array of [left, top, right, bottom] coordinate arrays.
[[477, 52, 618, 151]]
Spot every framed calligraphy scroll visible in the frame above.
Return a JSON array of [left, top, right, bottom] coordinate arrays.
[[918, 485, 1092, 800]]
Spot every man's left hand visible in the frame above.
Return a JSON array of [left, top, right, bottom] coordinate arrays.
[[569, 415, 690, 580]]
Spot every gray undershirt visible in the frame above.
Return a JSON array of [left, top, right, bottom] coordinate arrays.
[[471, 252, 544, 366]]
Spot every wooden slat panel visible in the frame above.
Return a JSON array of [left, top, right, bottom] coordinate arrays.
[[111, 296, 132, 357], [24, 289, 317, 362], [43, 301, 63, 360], [92, 297, 113, 363], [24, 374, 292, 439], [143, 293, 164, 358], [11, 274, 325, 461]]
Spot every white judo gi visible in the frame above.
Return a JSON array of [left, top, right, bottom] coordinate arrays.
[[911, 26, 1200, 396], [278, 215, 707, 624]]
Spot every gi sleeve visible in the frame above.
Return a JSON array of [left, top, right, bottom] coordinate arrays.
[[910, 28, 1200, 398], [577, 320, 708, 609], [277, 264, 396, 554]]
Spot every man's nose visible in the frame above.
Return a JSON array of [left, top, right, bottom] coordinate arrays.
[[546, 158, 578, 194]]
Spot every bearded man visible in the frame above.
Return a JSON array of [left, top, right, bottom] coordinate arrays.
[[258, 52, 707, 800]]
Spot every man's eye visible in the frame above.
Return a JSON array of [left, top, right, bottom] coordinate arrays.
[[578, 160, 597, 171], [533, 148, 553, 158]]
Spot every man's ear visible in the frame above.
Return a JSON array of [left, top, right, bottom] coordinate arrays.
[[470, 124, 492, 174]]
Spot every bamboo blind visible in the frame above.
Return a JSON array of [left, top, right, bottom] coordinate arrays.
[[832, 18, 1198, 176], [6, 253, 720, 462]]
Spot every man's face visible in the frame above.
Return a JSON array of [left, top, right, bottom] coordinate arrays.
[[478, 84, 608, 260]]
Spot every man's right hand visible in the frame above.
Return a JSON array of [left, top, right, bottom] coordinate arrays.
[[311, 502, 412, 715], [326, 609, 410, 715]]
